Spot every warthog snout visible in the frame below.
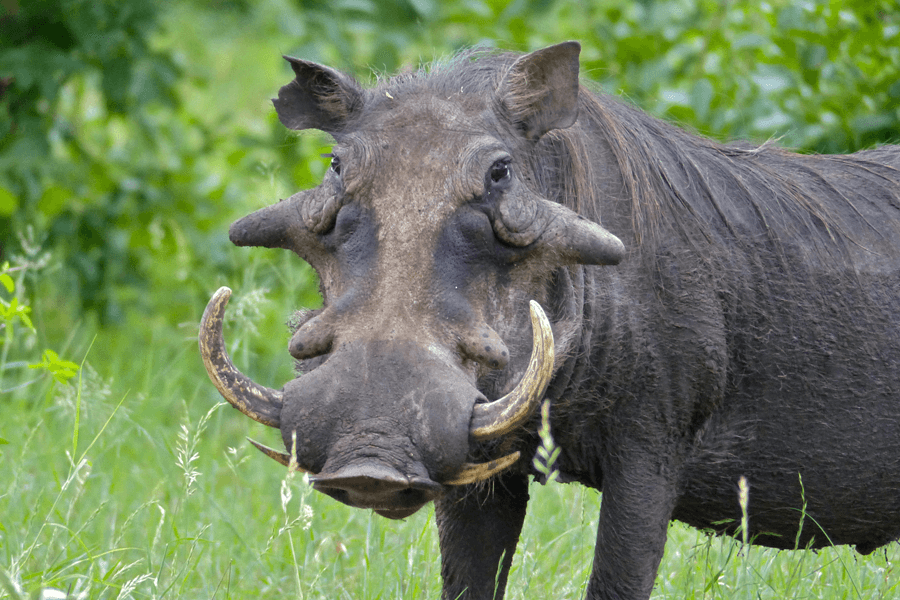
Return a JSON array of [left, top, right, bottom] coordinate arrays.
[[199, 287, 555, 516], [310, 462, 443, 519]]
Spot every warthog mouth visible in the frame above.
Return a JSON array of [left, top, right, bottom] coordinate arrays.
[[199, 287, 554, 507], [309, 462, 442, 519]]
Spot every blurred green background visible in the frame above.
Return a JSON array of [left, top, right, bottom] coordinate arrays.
[[2, 1, 899, 598], [1, 0, 898, 387]]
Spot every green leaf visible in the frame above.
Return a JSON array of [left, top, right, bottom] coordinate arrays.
[[29, 349, 80, 384], [888, 80, 900, 100], [0, 186, 18, 216], [102, 56, 133, 113], [38, 185, 73, 219], [801, 44, 828, 70], [777, 5, 808, 33], [17, 309, 33, 331], [2, 298, 34, 331], [732, 33, 768, 51], [0, 274, 13, 294]]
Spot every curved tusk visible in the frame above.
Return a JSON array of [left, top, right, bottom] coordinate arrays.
[[469, 300, 554, 440], [199, 286, 283, 428], [247, 438, 310, 473], [443, 451, 521, 486]]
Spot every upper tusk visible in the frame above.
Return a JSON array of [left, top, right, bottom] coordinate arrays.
[[442, 451, 521, 486], [199, 287, 283, 428], [469, 300, 555, 440]]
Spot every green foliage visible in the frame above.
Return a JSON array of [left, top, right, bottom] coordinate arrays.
[[532, 399, 560, 484], [1, 0, 181, 321], [27, 349, 78, 384], [0, 262, 33, 339], [0, 295, 30, 335], [0, 258, 79, 392], [574, 0, 900, 153], [0, 0, 320, 331]]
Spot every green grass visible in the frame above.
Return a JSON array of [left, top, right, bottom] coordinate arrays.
[[2, 318, 900, 600]]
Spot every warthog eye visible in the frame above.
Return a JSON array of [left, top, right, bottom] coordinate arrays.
[[322, 153, 342, 176], [489, 159, 511, 185]]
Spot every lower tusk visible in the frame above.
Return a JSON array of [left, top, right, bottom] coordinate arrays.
[[247, 437, 310, 473], [443, 451, 521, 486], [469, 300, 554, 440], [199, 287, 283, 428]]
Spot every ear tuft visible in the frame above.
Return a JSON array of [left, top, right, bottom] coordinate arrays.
[[497, 41, 582, 141], [273, 57, 364, 135]]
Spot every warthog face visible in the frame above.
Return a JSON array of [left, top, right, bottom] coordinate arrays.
[[200, 42, 624, 518]]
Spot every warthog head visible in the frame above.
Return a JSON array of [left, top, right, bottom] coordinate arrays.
[[199, 42, 624, 518]]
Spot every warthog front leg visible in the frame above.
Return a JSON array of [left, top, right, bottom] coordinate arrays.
[[435, 472, 529, 600], [587, 445, 678, 600]]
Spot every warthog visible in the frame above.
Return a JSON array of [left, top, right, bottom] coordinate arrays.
[[200, 42, 900, 599]]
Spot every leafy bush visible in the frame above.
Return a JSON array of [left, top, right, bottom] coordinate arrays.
[[1, 0, 183, 321], [575, 0, 900, 153]]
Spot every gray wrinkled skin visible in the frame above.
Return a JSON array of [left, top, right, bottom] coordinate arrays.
[[222, 42, 900, 600]]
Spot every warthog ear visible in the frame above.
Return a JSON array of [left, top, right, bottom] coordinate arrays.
[[274, 57, 364, 135], [497, 41, 581, 141]]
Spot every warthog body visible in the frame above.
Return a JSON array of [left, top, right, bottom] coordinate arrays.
[[201, 42, 900, 599]]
